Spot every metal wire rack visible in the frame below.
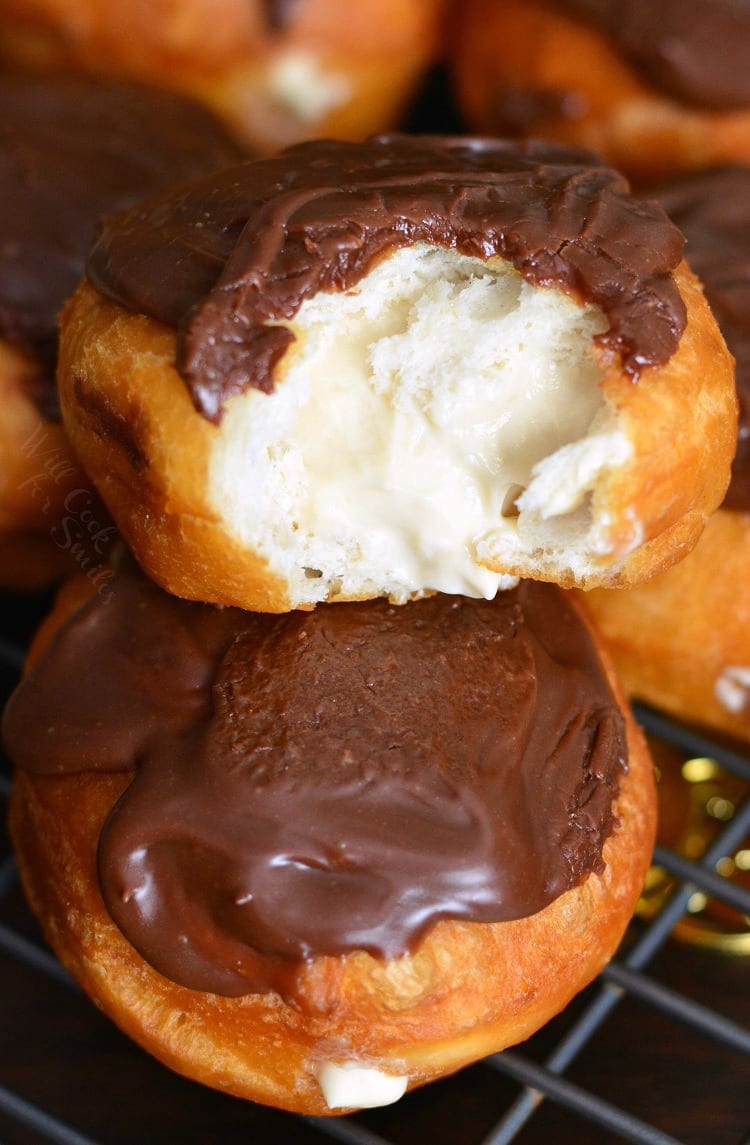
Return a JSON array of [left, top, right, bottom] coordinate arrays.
[[0, 592, 749, 1145]]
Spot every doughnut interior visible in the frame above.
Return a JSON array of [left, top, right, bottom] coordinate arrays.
[[215, 246, 618, 601]]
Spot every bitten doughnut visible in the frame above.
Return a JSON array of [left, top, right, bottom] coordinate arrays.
[[583, 168, 750, 743], [0, 70, 242, 590], [3, 555, 656, 1114], [451, 0, 750, 181], [0, 0, 445, 154], [59, 136, 735, 611]]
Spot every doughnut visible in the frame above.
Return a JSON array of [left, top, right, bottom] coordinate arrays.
[[451, 0, 750, 182], [583, 168, 750, 742], [0, 337, 76, 589], [0, 0, 445, 154], [59, 135, 735, 611], [3, 554, 656, 1114], [0, 69, 242, 589]]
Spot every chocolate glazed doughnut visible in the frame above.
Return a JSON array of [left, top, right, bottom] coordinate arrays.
[[0, 0, 445, 154], [3, 557, 656, 1113], [0, 70, 242, 589], [60, 136, 734, 610], [451, 0, 750, 180], [583, 168, 750, 743]]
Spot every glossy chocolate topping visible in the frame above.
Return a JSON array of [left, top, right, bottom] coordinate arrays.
[[554, 0, 750, 110], [650, 168, 750, 512], [4, 561, 627, 1000], [0, 71, 241, 409], [87, 135, 686, 422]]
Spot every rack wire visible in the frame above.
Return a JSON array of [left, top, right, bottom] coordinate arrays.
[[1, 596, 748, 1145]]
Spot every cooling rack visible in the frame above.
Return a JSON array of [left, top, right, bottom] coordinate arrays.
[[0, 590, 749, 1145]]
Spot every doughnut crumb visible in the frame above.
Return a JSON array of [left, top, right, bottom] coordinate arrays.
[[212, 244, 629, 605]]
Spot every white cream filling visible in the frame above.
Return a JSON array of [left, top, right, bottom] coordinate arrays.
[[315, 1061, 408, 1109], [211, 245, 631, 603], [715, 666, 750, 714], [266, 51, 351, 122]]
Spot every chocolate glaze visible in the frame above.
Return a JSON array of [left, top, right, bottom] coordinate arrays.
[[0, 71, 241, 413], [649, 168, 750, 512], [3, 560, 627, 1000], [87, 135, 686, 422], [553, 0, 750, 110]]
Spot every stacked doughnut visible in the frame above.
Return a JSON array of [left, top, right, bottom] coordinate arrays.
[[3, 135, 738, 1113], [0, 69, 242, 589], [451, 0, 750, 182]]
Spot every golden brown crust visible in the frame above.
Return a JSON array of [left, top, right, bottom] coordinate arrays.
[[9, 581, 655, 1113], [58, 288, 294, 611], [451, 0, 750, 181], [582, 262, 736, 586], [0, 0, 445, 153], [58, 261, 736, 610], [0, 337, 106, 590], [581, 509, 750, 743]]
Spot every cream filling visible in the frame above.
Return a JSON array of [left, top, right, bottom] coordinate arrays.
[[212, 245, 630, 603], [266, 51, 351, 123], [314, 1061, 408, 1109]]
